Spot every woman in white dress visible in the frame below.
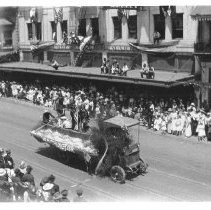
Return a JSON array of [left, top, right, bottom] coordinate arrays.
[[196, 116, 206, 142], [185, 112, 192, 138]]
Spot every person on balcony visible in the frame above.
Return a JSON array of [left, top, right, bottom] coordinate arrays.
[[122, 63, 129, 76], [140, 63, 149, 78], [148, 64, 155, 79], [153, 31, 161, 44]]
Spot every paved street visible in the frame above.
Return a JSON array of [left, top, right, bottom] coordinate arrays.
[[0, 98, 211, 201]]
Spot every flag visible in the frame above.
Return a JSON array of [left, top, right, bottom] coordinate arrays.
[[57, 8, 63, 23], [54, 7, 63, 23]]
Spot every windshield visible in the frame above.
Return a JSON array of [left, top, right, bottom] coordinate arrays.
[[128, 124, 140, 144]]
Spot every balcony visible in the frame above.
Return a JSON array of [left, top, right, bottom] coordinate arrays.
[[194, 41, 211, 54]]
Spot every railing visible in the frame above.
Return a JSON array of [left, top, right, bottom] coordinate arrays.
[[194, 41, 211, 53]]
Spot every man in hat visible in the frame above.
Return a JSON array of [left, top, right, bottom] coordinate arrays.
[[60, 189, 70, 202], [42, 109, 55, 124], [21, 165, 35, 186], [0, 148, 5, 168], [73, 187, 86, 202]]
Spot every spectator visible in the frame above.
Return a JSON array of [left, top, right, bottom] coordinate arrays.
[[21, 165, 35, 186], [140, 63, 149, 78], [73, 187, 86, 202], [153, 31, 161, 44], [148, 64, 155, 79], [122, 63, 129, 76]]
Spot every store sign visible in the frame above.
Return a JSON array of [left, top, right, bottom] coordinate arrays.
[[106, 45, 134, 51]]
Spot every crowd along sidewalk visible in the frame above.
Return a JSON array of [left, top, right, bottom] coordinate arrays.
[[1, 95, 210, 146]]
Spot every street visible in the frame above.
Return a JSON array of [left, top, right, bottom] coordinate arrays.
[[0, 98, 211, 201]]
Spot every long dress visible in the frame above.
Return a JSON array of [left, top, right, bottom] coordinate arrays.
[[196, 119, 206, 137], [185, 116, 192, 137]]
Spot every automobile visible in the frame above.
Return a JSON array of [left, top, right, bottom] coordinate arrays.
[[31, 116, 148, 184]]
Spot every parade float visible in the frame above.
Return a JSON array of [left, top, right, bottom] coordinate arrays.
[[31, 116, 148, 183]]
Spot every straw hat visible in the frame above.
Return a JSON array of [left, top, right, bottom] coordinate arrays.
[[43, 183, 54, 191]]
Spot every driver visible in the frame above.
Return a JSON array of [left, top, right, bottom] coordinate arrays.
[[42, 109, 55, 124]]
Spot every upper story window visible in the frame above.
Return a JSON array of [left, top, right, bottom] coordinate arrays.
[[3, 30, 12, 47], [27, 23, 33, 40], [154, 14, 165, 39], [113, 16, 122, 39], [36, 22, 42, 40], [27, 22, 42, 40], [62, 20, 67, 34], [128, 15, 137, 39], [172, 13, 183, 39], [78, 19, 86, 37]]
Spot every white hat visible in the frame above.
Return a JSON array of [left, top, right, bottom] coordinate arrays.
[[43, 183, 54, 191], [0, 168, 6, 177], [61, 116, 67, 120], [19, 161, 27, 174], [190, 103, 195, 107]]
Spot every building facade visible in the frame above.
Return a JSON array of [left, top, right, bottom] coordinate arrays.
[[17, 6, 199, 71], [0, 7, 19, 52]]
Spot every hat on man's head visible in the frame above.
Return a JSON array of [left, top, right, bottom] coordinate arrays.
[[43, 183, 54, 191], [76, 187, 83, 196], [0, 148, 4, 153], [61, 189, 68, 197], [61, 116, 67, 120], [19, 161, 27, 174], [190, 102, 195, 107]]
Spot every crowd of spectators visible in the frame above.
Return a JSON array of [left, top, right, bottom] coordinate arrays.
[[0, 147, 86, 202], [0, 78, 210, 142]]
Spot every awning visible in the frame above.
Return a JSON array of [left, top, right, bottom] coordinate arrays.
[[0, 18, 12, 26], [191, 6, 211, 21], [129, 43, 176, 55]]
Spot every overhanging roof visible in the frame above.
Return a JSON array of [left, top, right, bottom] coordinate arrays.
[[0, 18, 12, 26], [191, 6, 211, 21]]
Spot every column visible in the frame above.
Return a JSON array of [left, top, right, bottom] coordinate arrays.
[[137, 9, 150, 44], [86, 18, 92, 36], [57, 22, 63, 43], [102, 51, 108, 61], [141, 53, 148, 67], [70, 51, 74, 66], [165, 15, 172, 41], [122, 16, 128, 41], [194, 55, 201, 75], [43, 51, 48, 62], [19, 50, 24, 62]]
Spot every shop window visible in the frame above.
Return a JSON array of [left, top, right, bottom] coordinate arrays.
[[62, 20, 67, 33], [172, 13, 183, 39], [128, 15, 137, 39], [78, 19, 86, 37], [36, 22, 42, 40], [154, 14, 165, 39], [3, 30, 12, 47], [113, 17, 122, 39], [27, 23, 33, 40]]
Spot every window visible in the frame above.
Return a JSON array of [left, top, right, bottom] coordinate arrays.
[[27, 23, 33, 40], [3, 30, 12, 46], [113, 17, 122, 39], [172, 13, 183, 39], [78, 19, 86, 37], [36, 22, 42, 40], [198, 21, 203, 42], [61, 20, 67, 33], [91, 18, 99, 37], [51, 21, 57, 40], [128, 15, 137, 39], [154, 14, 165, 39]]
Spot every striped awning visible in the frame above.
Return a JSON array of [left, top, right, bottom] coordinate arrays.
[[191, 6, 211, 21]]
